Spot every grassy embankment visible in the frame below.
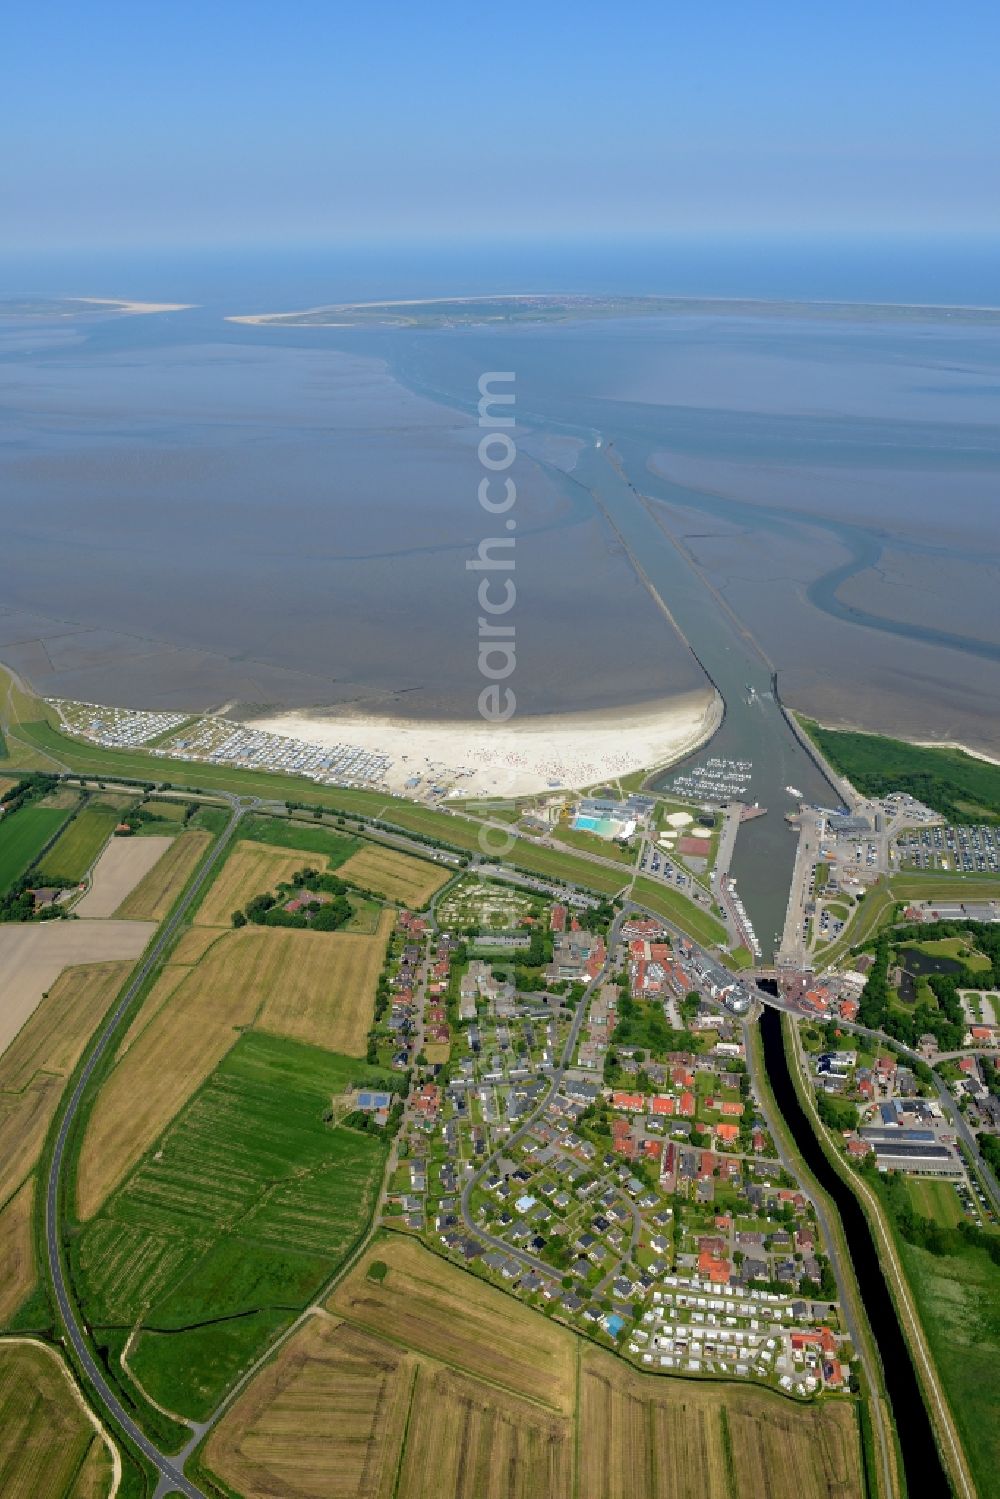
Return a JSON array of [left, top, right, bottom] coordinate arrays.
[[632, 874, 729, 949]]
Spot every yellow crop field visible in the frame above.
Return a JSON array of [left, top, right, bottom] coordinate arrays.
[[76, 937, 261, 1218], [115, 828, 211, 920], [397, 1362, 572, 1499], [0, 961, 132, 1210], [255, 910, 392, 1053], [170, 925, 225, 964], [194, 840, 317, 927], [114, 963, 191, 1058], [0, 1340, 115, 1499], [725, 1398, 861, 1499], [337, 845, 449, 907], [0, 1179, 35, 1324], [328, 1238, 575, 1415], [578, 1346, 862, 1499], [80, 912, 390, 1216], [202, 1314, 413, 1499]]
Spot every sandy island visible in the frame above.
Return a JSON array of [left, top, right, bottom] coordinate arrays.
[[72, 297, 193, 315], [249, 689, 722, 799]]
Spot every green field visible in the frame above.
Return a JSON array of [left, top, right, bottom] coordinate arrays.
[[0, 804, 74, 890], [34, 803, 121, 883], [72, 1031, 391, 1420], [913, 937, 992, 972], [903, 1177, 964, 1229], [801, 719, 1000, 823], [632, 875, 728, 948], [238, 813, 360, 865], [897, 1235, 1000, 1496]]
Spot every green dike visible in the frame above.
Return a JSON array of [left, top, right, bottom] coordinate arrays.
[[72, 1032, 391, 1423], [631, 875, 728, 948], [798, 718, 1000, 824], [11, 716, 628, 896]]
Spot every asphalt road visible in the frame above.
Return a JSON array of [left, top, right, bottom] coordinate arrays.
[[43, 796, 254, 1499]]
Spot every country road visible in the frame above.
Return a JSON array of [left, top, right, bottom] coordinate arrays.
[[43, 794, 255, 1499]]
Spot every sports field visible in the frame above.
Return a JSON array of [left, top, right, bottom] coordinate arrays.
[[0, 804, 73, 891], [194, 839, 322, 926], [336, 844, 450, 907], [0, 1339, 116, 1499], [33, 804, 120, 884], [114, 827, 211, 919], [77, 1032, 389, 1420], [327, 1237, 575, 1415]]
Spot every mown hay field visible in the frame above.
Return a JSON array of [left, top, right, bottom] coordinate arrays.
[[114, 827, 210, 920], [0, 1179, 35, 1324], [75, 937, 262, 1218], [328, 1238, 575, 1416], [74, 834, 174, 918], [194, 840, 320, 927], [254, 911, 392, 1052], [579, 1345, 862, 1499], [0, 960, 134, 1210], [80, 913, 390, 1217], [78, 1033, 388, 1421], [0, 921, 152, 1058], [337, 844, 449, 907], [34, 804, 120, 884], [169, 924, 224, 964], [202, 1314, 413, 1499], [396, 1361, 572, 1499], [0, 1340, 115, 1499]]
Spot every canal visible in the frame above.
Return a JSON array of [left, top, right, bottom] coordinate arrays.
[[759, 1006, 948, 1497]]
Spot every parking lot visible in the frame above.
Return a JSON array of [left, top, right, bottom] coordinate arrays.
[[898, 823, 1000, 874]]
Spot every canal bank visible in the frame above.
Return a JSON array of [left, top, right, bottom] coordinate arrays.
[[759, 1007, 960, 1498]]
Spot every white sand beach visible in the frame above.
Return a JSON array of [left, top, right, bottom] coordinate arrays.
[[250, 689, 722, 799]]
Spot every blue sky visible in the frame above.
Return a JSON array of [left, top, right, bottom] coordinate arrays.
[[5, 0, 999, 248]]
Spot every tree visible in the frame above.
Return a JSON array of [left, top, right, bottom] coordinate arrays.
[[231, 909, 246, 928]]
